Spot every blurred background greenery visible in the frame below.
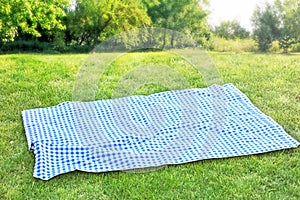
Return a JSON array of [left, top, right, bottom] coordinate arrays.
[[0, 0, 299, 53]]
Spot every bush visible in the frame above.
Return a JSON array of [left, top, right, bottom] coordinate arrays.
[[269, 40, 300, 53], [291, 43, 300, 52], [0, 40, 93, 54], [269, 40, 280, 52], [54, 45, 93, 53], [0, 40, 53, 53], [211, 37, 257, 52]]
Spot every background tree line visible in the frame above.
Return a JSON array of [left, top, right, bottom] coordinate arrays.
[[252, 0, 300, 52], [0, 0, 299, 53], [0, 0, 211, 52], [212, 0, 299, 52]]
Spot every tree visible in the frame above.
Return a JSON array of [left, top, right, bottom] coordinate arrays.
[[65, 0, 151, 46], [141, 0, 211, 47], [275, 0, 300, 53], [251, 3, 281, 51], [214, 20, 250, 39], [0, 0, 69, 42], [279, 35, 296, 53]]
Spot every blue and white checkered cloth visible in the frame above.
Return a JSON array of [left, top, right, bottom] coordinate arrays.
[[22, 83, 299, 180]]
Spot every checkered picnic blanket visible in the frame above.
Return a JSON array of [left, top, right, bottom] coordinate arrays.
[[22, 83, 299, 180]]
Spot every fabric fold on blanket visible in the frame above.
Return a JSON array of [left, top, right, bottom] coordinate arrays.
[[22, 83, 300, 180]]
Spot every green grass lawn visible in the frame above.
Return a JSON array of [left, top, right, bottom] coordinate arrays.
[[0, 52, 299, 199]]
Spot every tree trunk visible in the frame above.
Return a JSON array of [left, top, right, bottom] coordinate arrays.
[[162, 28, 167, 49], [171, 32, 175, 48]]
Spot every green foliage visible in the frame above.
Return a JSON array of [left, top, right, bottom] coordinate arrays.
[[212, 37, 257, 52], [0, 40, 52, 53], [254, 23, 274, 51], [0, 40, 94, 54], [279, 35, 296, 53], [290, 42, 300, 52], [269, 40, 281, 52], [275, 0, 300, 53], [0, 0, 69, 42], [252, 3, 281, 52], [65, 0, 151, 46], [0, 0, 212, 51], [213, 20, 250, 40], [54, 45, 93, 53], [252, 0, 300, 53], [141, 0, 212, 48]]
